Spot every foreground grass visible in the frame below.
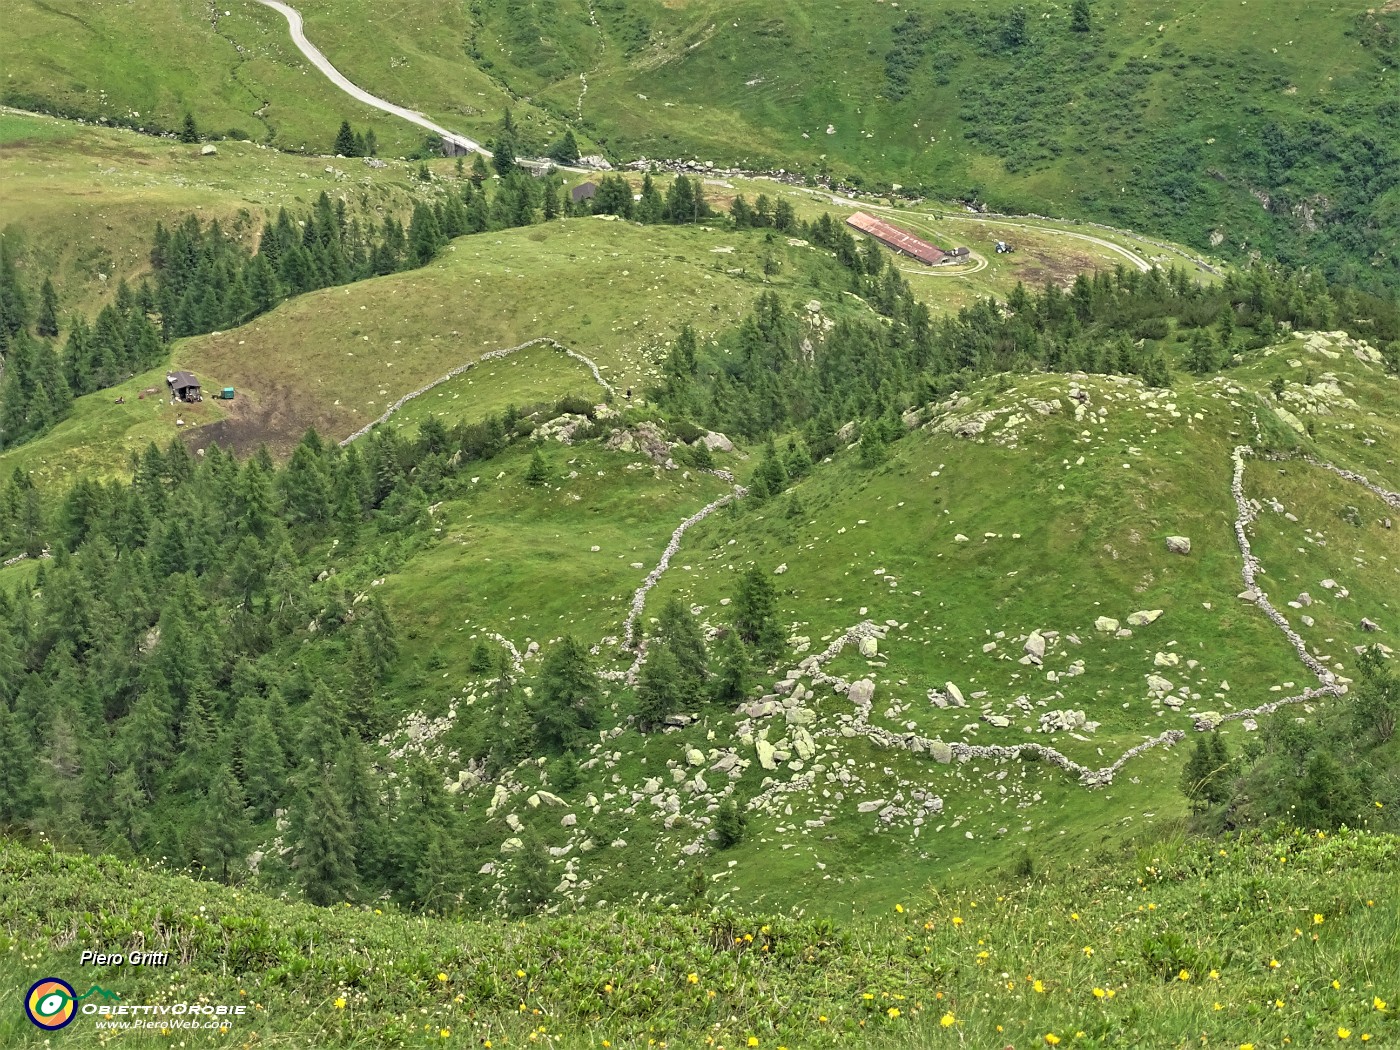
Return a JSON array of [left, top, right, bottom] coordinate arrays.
[[0, 828, 1396, 1048]]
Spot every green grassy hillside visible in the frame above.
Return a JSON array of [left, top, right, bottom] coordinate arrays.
[[7, 1, 1393, 289], [0, 110, 437, 319], [2, 828, 1396, 1047]]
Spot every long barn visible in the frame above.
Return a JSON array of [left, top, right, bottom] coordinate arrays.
[[845, 212, 945, 265]]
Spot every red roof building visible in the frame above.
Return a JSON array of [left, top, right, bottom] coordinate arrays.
[[845, 211, 945, 265]]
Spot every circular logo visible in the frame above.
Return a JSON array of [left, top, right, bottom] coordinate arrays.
[[26, 978, 77, 1030]]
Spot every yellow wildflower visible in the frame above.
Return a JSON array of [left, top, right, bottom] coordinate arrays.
[[1214, 1002, 1224, 1011], [1374, 997, 1387, 1011], [438, 972, 449, 983], [747, 1039, 759, 1048], [895, 904, 904, 914], [1070, 913, 1079, 921], [1033, 979, 1046, 994], [887, 1007, 901, 1019], [1179, 969, 1191, 982], [1333, 980, 1342, 990], [951, 916, 964, 926], [1339, 1028, 1351, 1040], [440, 1029, 451, 1039], [1314, 914, 1325, 925], [688, 973, 698, 984], [1092, 988, 1106, 1000], [1209, 970, 1220, 980], [1269, 959, 1281, 969], [1083, 946, 1094, 957], [1045, 1036, 1061, 1046], [333, 998, 346, 1010], [941, 1013, 955, 1028]]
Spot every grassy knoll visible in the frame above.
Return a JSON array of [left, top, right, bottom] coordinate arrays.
[[179, 217, 846, 451], [1, 828, 1396, 1047], [0, 110, 436, 318], [282, 334, 1395, 925]]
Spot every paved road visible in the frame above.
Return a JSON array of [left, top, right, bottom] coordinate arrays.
[[251, 0, 490, 156]]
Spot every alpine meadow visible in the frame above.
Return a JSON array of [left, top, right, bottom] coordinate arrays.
[[0, 2, 1398, 1049]]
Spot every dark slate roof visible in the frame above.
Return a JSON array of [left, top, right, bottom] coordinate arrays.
[[167, 371, 200, 389], [571, 182, 598, 203]]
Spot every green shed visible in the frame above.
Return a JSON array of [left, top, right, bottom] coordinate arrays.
[[220, 387, 235, 400]]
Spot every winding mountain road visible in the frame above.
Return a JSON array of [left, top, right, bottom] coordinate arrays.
[[251, 0, 490, 156]]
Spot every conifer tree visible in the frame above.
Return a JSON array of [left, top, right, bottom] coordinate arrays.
[[532, 636, 596, 753], [715, 798, 747, 848], [297, 768, 357, 905], [656, 597, 708, 698], [733, 566, 782, 660], [180, 113, 199, 143], [334, 120, 358, 157], [234, 693, 286, 819], [1180, 734, 1233, 812], [710, 629, 752, 706], [551, 749, 581, 793], [548, 128, 580, 165], [36, 278, 59, 338], [119, 684, 174, 794], [470, 152, 489, 187], [1070, 0, 1091, 32], [197, 762, 250, 880], [510, 829, 554, 915], [636, 173, 665, 224], [636, 643, 684, 731], [408, 203, 444, 266], [0, 699, 37, 823], [525, 447, 549, 486]]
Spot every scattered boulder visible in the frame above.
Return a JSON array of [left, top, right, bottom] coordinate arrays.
[[983, 714, 1011, 728], [1024, 631, 1046, 665], [945, 682, 966, 707], [930, 740, 953, 764], [859, 636, 879, 658], [1127, 609, 1163, 627], [1166, 536, 1192, 555], [1361, 618, 1380, 632], [847, 679, 875, 706], [702, 431, 734, 453], [755, 738, 779, 770], [200, 144, 217, 156], [1094, 616, 1120, 633]]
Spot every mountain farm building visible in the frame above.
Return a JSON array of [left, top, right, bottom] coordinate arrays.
[[845, 212, 945, 265]]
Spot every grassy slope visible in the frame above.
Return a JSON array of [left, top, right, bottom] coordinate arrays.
[[0, 0, 534, 157], [0, 110, 436, 319], [1, 828, 1397, 1048], [9, 0, 1380, 283], [242, 332, 1392, 926], [6, 1, 1395, 284]]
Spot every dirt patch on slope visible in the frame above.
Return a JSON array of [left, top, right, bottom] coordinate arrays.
[[181, 383, 349, 459]]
